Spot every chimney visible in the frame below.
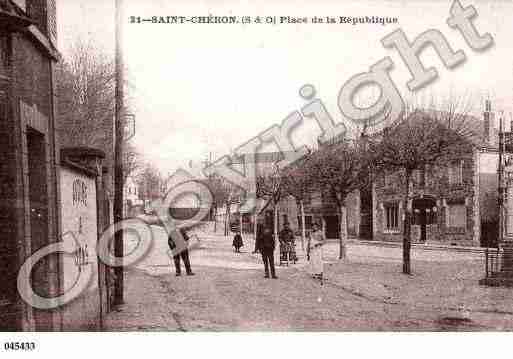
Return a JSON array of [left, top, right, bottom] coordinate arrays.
[[26, 0, 57, 44]]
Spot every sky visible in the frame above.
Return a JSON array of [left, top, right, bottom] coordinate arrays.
[[57, 0, 513, 176]]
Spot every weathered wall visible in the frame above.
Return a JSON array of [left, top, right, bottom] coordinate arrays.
[[59, 166, 101, 331], [374, 150, 478, 246]]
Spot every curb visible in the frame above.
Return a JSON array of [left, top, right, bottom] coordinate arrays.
[[344, 239, 486, 254]]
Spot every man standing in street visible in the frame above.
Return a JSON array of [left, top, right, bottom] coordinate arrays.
[[253, 220, 263, 254], [256, 224, 278, 279], [168, 227, 195, 277]]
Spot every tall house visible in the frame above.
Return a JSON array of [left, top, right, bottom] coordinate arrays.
[[0, 0, 61, 330]]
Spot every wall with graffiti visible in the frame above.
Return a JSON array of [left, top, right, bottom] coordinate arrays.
[[59, 165, 100, 330]]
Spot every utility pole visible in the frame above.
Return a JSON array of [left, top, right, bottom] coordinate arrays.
[[113, 0, 125, 305], [500, 109, 513, 274], [499, 109, 505, 247]]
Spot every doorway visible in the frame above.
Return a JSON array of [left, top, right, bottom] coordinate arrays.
[[324, 215, 340, 239], [412, 196, 437, 242], [27, 128, 49, 330], [360, 187, 373, 239]]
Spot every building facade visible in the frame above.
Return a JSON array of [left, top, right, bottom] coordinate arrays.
[[212, 125, 500, 248], [372, 112, 500, 247], [277, 111, 500, 247], [0, 0, 61, 330], [373, 151, 480, 245], [0, 0, 110, 331]]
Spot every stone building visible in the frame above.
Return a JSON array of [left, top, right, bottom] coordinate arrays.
[[213, 121, 500, 248], [0, 0, 61, 330], [271, 110, 500, 247], [372, 111, 500, 247]]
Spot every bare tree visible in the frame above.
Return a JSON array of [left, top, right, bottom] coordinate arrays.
[[136, 163, 164, 206], [56, 38, 134, 196], [308, 140, 370, 259], [368, 98, 477, 274], [206, 175, 236, 234], [281, 154, 314, 251], [256, 164, 283, 243], [56, 38, 117, 149], [123, 142, 142, 185]]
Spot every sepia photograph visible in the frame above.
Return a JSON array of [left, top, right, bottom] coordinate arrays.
[[0, 0, 513, 357]]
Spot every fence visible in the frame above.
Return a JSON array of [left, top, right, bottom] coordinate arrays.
[[484, 247, 504, 279]]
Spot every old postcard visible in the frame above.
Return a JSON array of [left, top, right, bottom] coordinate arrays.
[[0, 0, 512, 357]]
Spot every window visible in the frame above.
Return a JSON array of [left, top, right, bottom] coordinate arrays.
[[412, 169, 422, 186], [446, 204, 466, 228], [448, 160, 463, 185], [384, 202, 399, 230], [425, 165, 433, 186], [384, 173, 393, 187], [0, 35, 9, 79], [305, 216, 313, 230], [298, 215, 313, 229]]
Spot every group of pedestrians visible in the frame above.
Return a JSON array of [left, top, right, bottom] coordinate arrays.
[[167, 220, 326, 282], [250, 220, 326, 281]]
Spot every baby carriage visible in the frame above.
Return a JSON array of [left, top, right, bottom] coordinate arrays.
[[279, 239, 297, 266]]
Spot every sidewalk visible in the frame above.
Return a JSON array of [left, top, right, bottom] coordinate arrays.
[[346, 238, 484, 253], [194, 229, 485, 253], [104, 268, 182, 331]]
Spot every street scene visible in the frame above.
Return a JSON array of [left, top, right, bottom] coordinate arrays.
[[104, 224, 513, 331], [2, 0, 513, 345]]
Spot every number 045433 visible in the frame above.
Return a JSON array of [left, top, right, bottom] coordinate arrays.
[[4, 342, 36, 351]]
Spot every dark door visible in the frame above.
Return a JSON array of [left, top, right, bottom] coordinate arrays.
[[419, 210, 427, 242], [324, 215, 340, 239], [359, 187, 373, 239], [413, 196, 437, 243], [27, 128, 50, 331]]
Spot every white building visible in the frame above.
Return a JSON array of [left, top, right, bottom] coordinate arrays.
[[124, 176, 143, 217]]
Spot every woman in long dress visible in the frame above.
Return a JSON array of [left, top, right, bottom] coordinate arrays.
[[308, 222, 325, 280]]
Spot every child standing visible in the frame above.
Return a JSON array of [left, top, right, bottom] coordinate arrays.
[[232, 230, 243, 253]]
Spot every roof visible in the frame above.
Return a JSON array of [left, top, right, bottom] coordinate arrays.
[[1, 0, 61, 61], [231, 151, 306, 176], [407, 109, 498, 150]]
